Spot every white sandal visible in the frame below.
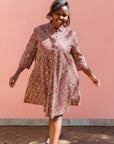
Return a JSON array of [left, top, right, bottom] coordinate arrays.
[[46, 137, 50, 144]]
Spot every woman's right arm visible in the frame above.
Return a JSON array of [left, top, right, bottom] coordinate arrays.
[[9, 66, 25, 88], [9, 27, 38, 88]]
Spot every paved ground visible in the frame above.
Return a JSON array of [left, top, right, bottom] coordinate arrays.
[[0, 126, 114, 144]]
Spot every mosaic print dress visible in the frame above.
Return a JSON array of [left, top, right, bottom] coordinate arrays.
[[19, 22, 88, 118]]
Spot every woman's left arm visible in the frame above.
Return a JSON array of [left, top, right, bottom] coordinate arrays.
[[81, 67, 101, 87], [70, 30, 101, 87]]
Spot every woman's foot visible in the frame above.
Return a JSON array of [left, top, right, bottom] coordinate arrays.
[[46, 137, 49, 144]]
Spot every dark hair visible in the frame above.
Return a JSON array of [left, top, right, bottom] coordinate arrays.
[[46, 0, 70, 26]]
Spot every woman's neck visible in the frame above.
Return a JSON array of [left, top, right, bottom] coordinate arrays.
[[50, 20, 58, 30]]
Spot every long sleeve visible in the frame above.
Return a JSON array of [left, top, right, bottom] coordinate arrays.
[[19, 28, 38, 69], [70, 31, 88, 71]]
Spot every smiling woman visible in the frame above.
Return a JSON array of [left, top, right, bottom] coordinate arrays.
[[9, 0, 100, 144]]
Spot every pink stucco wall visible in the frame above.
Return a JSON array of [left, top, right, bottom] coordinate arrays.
[[0, 0, 114, 119]]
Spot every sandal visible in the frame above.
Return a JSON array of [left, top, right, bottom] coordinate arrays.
[[46, 137, 49, 144]]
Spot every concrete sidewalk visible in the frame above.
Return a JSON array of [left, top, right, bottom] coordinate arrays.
[[0, 126, 114, 144]]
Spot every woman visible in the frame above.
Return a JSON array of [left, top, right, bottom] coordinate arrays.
[[9, 0, 101, 144]]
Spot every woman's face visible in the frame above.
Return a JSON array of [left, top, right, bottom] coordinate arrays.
[[52, 6, 69, 29]]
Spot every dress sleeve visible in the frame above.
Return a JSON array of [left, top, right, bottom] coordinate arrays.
[[18, 28, 38, 69], [70, 31, 88, 71]]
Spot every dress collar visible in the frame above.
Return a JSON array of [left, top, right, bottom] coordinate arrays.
[[48, 21, 65, 32]]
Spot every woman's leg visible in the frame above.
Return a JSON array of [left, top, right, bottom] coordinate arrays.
[[49, 114, 63, 144]]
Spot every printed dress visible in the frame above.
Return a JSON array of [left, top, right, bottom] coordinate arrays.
[[19, 22, 88, 118]]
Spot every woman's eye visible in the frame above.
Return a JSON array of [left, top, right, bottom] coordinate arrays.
[[55, 13, 68, 17], [56, 13, 60, 16], [63, 14, 67, 17]]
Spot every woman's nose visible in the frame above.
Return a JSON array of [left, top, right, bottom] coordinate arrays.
[[59, 15, 63, 20]]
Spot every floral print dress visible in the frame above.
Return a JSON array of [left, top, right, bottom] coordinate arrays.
[[19, 22, 88, 118]]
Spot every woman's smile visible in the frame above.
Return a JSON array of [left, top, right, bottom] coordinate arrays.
[[56, 19, 63, 25]]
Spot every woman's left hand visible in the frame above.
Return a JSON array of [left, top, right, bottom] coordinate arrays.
[[89, 74, 101, 87]]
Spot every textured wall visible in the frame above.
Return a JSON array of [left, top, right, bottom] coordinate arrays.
[[0, 0, 114, 119]]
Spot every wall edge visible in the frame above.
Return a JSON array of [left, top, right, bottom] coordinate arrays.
[[0, 119, 114, 126]]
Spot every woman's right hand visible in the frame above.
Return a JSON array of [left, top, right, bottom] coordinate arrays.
[[9, 74, 19, 88]]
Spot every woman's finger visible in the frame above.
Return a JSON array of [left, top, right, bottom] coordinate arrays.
[[98, 80, 101, 86], [93, 79, 101, 87], [96, 80, 101, 87], [9, 78, 15, 87]]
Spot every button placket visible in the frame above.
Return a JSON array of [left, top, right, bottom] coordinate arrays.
[[51, 33, 58, 49]]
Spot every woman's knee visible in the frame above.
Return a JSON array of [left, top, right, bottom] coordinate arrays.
[[53, 114, 63, 120], [49, 114, 63, 120]]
